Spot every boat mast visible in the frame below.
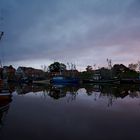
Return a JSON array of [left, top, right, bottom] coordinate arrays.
[[0, 31, 4, 40], [0, 31, 3, 68], [0, 9, 4, 40], [0, 9, 4, 67]]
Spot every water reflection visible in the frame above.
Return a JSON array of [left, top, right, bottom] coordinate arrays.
[[0, 103, 10, 130], [1, 83, 140, 140], [0, 86, 12, 130], [84, 84, 140, 106], [1, 83, 140, 105], [1, 83, 140, 100]]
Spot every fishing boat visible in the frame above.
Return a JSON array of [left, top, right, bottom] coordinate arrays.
[[0, 86, 12, 102], [0, 92, 12, 117], [50, 76, 79, 84], [0, 92, 11, 101]]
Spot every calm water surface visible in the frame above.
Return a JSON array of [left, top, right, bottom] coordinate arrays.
[[0, 84, 140, 140]]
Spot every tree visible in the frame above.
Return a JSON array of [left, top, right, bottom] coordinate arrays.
[[128, 63, 138, 71], [137, 61, 140, 79], [86, 65, 93, 72], [138, 61, 140, 71], [41, 65, 48, 72], [107, 58, 112, 69], [112, 64, 138, 79], [93, 64, 96, 70], [48, 62, 66, 72], [99, 67, 112, 79]]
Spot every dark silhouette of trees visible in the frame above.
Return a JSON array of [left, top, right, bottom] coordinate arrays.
[[112, 64, 138, 79], [86, 65, 93, 72], [41, 65, 48, 72], [48, 62, 66, 72], [99, 67, 112, 79], [128, 63, 138, 71], [107, 58, 112, 69]]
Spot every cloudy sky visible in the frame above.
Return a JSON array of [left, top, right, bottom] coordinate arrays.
[[0, 0, 140, 70]]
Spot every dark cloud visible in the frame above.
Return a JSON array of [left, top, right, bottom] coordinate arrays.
[[126, 0, 140, 18], [0, 0, 140, 69]]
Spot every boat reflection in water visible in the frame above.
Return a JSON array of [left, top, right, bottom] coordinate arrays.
[[0, 102, 10, 130], [9, 83, 140, 106], [1, 83, 140, 140], [15, 83, 79, 101], [1, 83, 140, 104], [0, 86, 12, 130]]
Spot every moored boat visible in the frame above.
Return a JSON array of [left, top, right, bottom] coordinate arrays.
[[51, 76, 79, 84], [0, 94, 11, 129], [0, 92, 12, 112], [0, 92, 11, 101]]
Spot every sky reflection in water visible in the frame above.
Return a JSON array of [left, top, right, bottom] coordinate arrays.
[[0, 84, 140, 140]]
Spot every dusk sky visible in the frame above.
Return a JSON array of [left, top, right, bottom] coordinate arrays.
[[0, 0, 140, 70]]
